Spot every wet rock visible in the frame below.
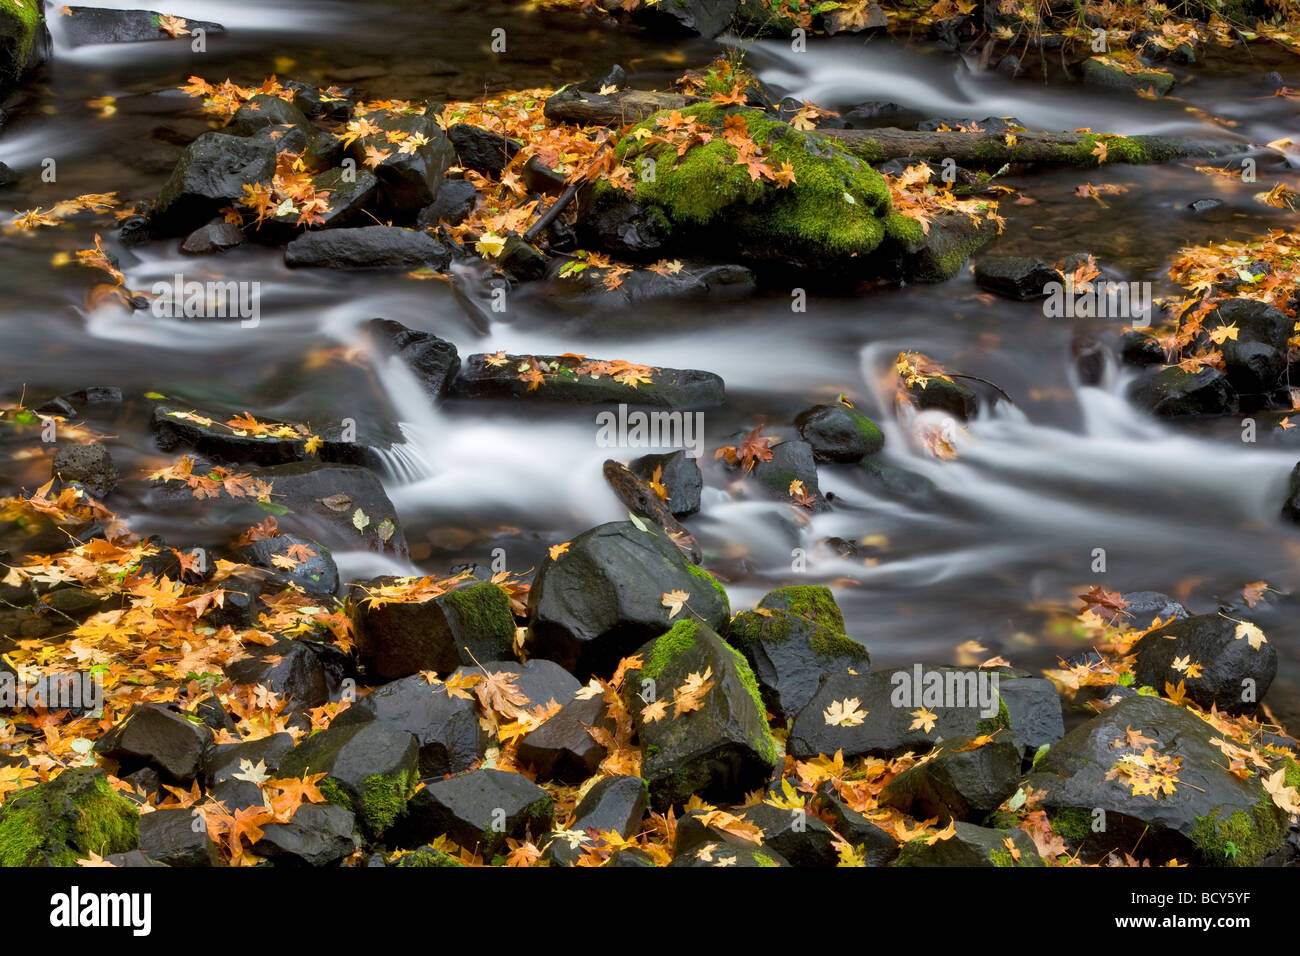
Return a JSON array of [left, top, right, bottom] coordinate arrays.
[[499, 234, 549, 282], [1083, 56, 1176, 95], [1132, 613, 1276, 715], [103, 849, 167, 867], [252, 804, 358, 866], [1022, 694, 1288, 865], [150, 404, 387, 466], [230, 533, 339, 598], [997, 676, 1065, 755], [95, 703, 215, 783], [577, 191, 670, 256], [288, 82, 353, 121], [51, 442, 118, 499], [139, 807, 221, 867], [203, 733, 296, 812], [794, 403, 884, 463], [392, 845, 464, 866], [571, 775, 647, 837], [254, 461, 407, 555], [0, 769, 139, 866], [366, 317, 461, 403], [842, 101, 907, 128], [285, 225, 450, 271], [860, 457, 938, 501], [750, 439, 829, 511], [904, 372, 978, 421], [885, 212, 995, 283], [517, 694, 614, 783], [522, 155, 567, 195], [629, 0, 738, 38], [451, 659, 582, 710], [1122, 590, 1189, 623], [629, 450, 702, 517], [415, 178, 478, 228], [527, 521, 730, 679], [60, 7, 224, 46], [630, 620, 778, 809], [740, 801, 839, 867], [1188, 198, 1222, 215], [788, 665, 1009, 760], [277, 719, 419, 837], [815, 780, 900, 864], [823, 0, 887, 33], [453, 351, 725, 410], [729, 585, 870, 721], [252, 166, 379, 242], [0, 161, 15, 187], [224, 639, 349, 712], [36, 386, 123, 418], [345, 110, 455, 217], [668, 843, 789, 866], [893, 821, 1042, 866], [447, 124, 521, 174], [352, 580, 515, 681], [1119, 328, 1167, 366], [180, 221, 247, 255], [151, 133, 276, 237], [542, 258, 755, 312], [606, 846, 657, 867], [1127, 366, 1238, 419], [1281, 463, 1300, 524], [1207, 298, 1290, 406], [393, 768, 552, 854], [880, 735, 1022, 821], [330, 674, 487, 778], [973, 255, 1060, 300]]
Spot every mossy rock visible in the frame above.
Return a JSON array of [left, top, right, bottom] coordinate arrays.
[[0, 0, 44, 98], [892, 821, 1043, 867], [393, 845, 467, 867], [631, 620, 779, 810], [1022, 695, 1286, 866], [593, 104, 891, 280], [0, 769, 139, 867]]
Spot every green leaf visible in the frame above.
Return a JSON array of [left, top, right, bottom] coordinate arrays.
[[352, 508, 370, 531], [1006, 787, 1027, 811], [377, 518, 396, 543], [258, 501, 290, 516], [627, 512, 648, 532]]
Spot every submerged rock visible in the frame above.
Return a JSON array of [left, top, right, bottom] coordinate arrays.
[[631, 620, 779, 810], [527, 521, 730, 679], [973, 255, 1060, 300]]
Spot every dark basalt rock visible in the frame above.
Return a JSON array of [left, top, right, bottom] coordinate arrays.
[[1132, 613, 1276, 715], [447, 124, 521, 175], [1127, 366, 1239, 419], [180, 221, 247, 255], [52, 442, 118, 499], [95, 703, 214, 783], [794, 403, 884, 464], [352, 580, 515, 681], [629, 0, 738, 38], [973, 255, 1061, 301], [571, 775, 648, 838], [151, 133, 276, 237], [527, 521, 730, 680], [224, 639, 350, 713], [415, 178, 478, 228], [879, 735, 1022, 821], [366, 317, 461, 403], [60, 7, 225, 47], [391, 768, 553, 854], [230, 533, 339, 598], [629, 450, 702, 518], [285, 225, 450, 271], [330, 674, 487, 778], [252, 804, 358, 866], [516, 694, 614, 783], [892, 821, 1042, 866], [139, 807, 221, 867], [344, 110, 455, 218]]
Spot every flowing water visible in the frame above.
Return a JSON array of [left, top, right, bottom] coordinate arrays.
[[2, 1, 1299, 719]]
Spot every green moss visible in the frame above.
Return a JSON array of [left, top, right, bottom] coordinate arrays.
[[721, 642, 778, 765], [753, 851, 778, 867], [607, 105, 890, 259], [884, 210, 925, 246], [0, 770, 138, 867], [685, 563, 730, 610], [807, 625, 870, 662], [641, 619, 699, 682], [317, 776, 351, 810], [1048, 806, 1095, 844], [988, 848, 1015, 867], [1281, 757, 1300, 791], [760, 585, 845, 630], [0, 0, 41, 94], [394, 847, 465, 867], [358, 768, 417, 835], [442, 581, 513, 636], [976, 695, 1011, 736], [1190, 799, 1284, 867]]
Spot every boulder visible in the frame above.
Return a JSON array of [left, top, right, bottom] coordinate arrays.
[[669, 842, 788, 866], [252, 804, 358, 866], [1127, 366, 1238, 419], [1083, 56, 1175, 96], [352, 580, 516, 681], [973, 256, 1060, 300], [892, 821, 1043, 866], [416, 178, 479, 228], [741, 800, 839, 867], [794, 403, 884, 463], [392, 768, 552, 855], [180, 222, 247, 255], [51, 442, 118, 499], [344, 110, 455, 217], [815, 781, 900, 864], [527, 521, 731, 679], [230, 533, 339, 598], [629, 0, 738, 37], [750, 439, 829, 511], [452, 351, 725, 409], [1022, 694, 1288, 865], [139, 807, 221, 867], [630, 620, 779, 809], [151, 133, 277, 237], [996, 676, 1065, 755], [285, 225, 450, 271], [1207, 298, 1290, 406], [570, 775, 647, 837], [879, 735, 1022, 821], [628, 450, 702, 517], [0, 0, 46, 98], [366, 318, 461, 403], [203, 733, 297, 812], [224, 639, 348, 712], [729, 585, 870, 721], [788, 665, 1009, 760], [447, 124, 520, 174], [516, 694, 614, 783], [95, 703, 215, 783], [330, 674, 487, 778], [277, 720, 419, 837], [59, 7, 224, 47], [1131, 613, 1276, 715], [0, 769, 137, 866]]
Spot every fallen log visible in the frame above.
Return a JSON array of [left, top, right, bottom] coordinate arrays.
[[543, 87, 1250, 166], [602, 459, 701, 564]]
